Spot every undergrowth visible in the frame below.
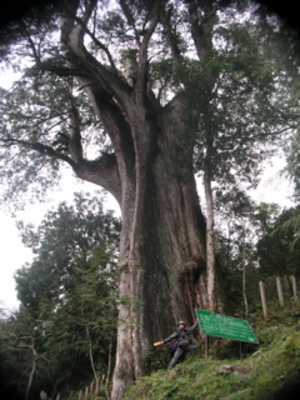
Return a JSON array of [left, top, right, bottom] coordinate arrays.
[[123, 301, 300, 400]]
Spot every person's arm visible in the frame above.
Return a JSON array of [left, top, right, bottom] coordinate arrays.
[[186, 320, 199, 335], [153, 331, 178, 346]]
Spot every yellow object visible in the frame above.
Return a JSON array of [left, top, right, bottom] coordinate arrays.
[[153, 341, 163, 346]]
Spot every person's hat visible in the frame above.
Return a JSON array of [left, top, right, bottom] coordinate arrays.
[[177, 320, 186, 326]]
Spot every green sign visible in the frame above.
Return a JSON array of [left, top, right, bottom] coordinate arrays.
[[195, 309, 259, 344]]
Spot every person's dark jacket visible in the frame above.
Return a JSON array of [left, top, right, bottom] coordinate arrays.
[[163, 320, 199, 346]]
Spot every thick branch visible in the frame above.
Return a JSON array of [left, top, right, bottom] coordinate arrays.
[[70, 14, 119, 74], [61, 6, 132, 108], [2, 135, 122, 202], [20, 19, 41, 64], [62, 0, 118, 74], [1, 138, 76, 167], [73, 154, 121, 204], [80, 82, 135, 179], [159, 7, 183, 64], [60, 0, 80, 48], [38, 64, 90, 78], [67, 79, 83, 163], [62, 0, 95, 50], [81, 0, 97, 26], [119, 0, 141, 46], [187, 0, 216, 60], [136, 1, 160, 92]]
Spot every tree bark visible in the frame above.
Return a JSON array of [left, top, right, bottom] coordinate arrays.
[[85, 325, 99, 395], [105, 340, 113, 400], [241, 222, 249, 316], [58, 2, 210, 399], [25, 349, 37, 400], [204, 140, 216, 312], [111, 111, 207, 399]]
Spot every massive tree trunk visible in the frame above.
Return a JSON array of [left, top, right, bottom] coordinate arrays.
[[112, 106, 208, 398], [58, 3, 210, 399]]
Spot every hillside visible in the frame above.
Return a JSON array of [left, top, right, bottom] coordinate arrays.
[[122, 307, 300, 400]]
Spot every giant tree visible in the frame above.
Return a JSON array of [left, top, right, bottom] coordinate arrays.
[[0, 1, 299, 398]]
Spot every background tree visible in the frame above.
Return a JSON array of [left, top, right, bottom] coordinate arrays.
[[0, 305, 24, 400], [15, 192, 120, 317], [214, 188, 262, 315], [256, 205, 300, 279], [52, 252, 118, 398], [0, 1, 299, 398], [0, 305, 50, 400], [182, 17, 297, 310], [0, 193, 120, 399]]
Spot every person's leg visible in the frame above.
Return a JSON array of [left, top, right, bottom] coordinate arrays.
[[168, 346, 185, 370], [185, 344, 197, 357]]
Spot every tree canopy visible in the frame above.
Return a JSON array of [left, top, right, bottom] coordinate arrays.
[[0, 0, 298, 207]]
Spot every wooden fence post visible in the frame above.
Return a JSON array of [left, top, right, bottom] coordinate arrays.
[[289, 275, 298, 301], [78, 390, 83, 400], [276, 276, 284, 307], [90, 381, 94, 394], [95, 376, 100, 396], [259, 281, 268, 319], [40, 391, 48, 400]]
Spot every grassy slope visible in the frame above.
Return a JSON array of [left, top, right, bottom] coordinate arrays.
[[123, 307, 300, 400]]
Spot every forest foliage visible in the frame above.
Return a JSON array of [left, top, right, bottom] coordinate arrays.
[[0, 192, 121, 400]]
